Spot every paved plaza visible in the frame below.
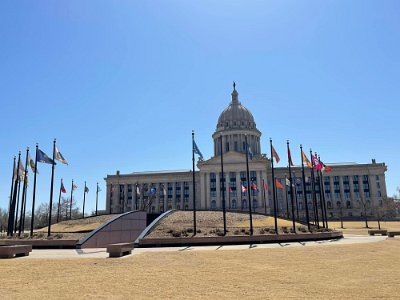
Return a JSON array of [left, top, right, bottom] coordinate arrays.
[[16, 234, 387, 260]]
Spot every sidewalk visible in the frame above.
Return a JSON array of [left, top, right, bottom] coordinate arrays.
[[16, 234, 387, 260]]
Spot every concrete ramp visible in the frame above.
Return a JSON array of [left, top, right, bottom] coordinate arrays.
[[76, 211, 147, 249]]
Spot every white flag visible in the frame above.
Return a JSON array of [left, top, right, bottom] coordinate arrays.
[[55, 146, 68, 165]]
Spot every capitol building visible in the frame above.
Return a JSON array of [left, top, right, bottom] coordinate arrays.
[[105, 86, 387, 220]]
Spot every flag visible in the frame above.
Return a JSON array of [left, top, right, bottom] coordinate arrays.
[[163, 186, 167, 197], [251, 182, 257, 190], [37, 149, 55, 165], [295, 177, 302, 185], [271, 146, 280, 163], [312, 155, 323, 171], [97, 186, 102, 192], [193, 140, 203, 160], [302, 150, 312, 169], [136, 185, 140, 195], [18, 159, 25, 180], [285, 178, 291, 186], [322, 164, 332, 173], [61, 182, 66, 193], [55, 146, 68, 165], [276, 179, 284, 189], [28, 153, 38, 174], [263, 180, 269, 192], [305, 176, 310, 183], [72, 183, 78, 190], [13, 165, 17, 181], [85, 186, 89, 193], [150, 187, 156, 195], [248, 145, 253, 160], [229, 186, 233, 193], [241, 185, 247, 193], [288, 147, 294, 166]]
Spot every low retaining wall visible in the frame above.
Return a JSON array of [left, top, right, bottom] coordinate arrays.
[[137, 231, 343, 248], [77, 211, 147, 249], [0, 239, 78, 249]]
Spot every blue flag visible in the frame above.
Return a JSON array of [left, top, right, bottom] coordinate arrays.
[[37, 149, 55, 165], [193, 140, 203, 160], [150, 187, 156, 195]]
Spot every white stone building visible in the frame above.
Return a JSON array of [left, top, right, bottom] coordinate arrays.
[[105, 86, 387, 219]]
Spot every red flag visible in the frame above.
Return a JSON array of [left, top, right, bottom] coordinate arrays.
[[271, 145, 280, 163], [263, 180, 269, 192], [276, 179, 284, 189], [312, 155, 323, 171], [229, 186, 233, 193], [241, 185, 247, 193], [61, 182, 66, 193], [252, 182, 257, 190]]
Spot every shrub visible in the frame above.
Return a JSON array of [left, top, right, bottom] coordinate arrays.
[[166, 229, 173, 234], [234, 230, 240, 235], [186, 228, 194, 233], [244, 230, 250, 235], [259, 229, 265, 234], [240, 228, 246, 233], [172, 230, 181, 237], [196, 229, 202, 233], [217, 231, 225, 237]]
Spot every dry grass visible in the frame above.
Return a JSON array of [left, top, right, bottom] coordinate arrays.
[[329, 221, 400, 235], [147, 211, 305, 238], [38, 215, 115, 233], [1, 239, 399, 299]]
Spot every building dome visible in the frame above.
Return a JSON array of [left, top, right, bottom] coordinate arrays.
[[212, 83, 262, 157], [216, 85, 256, 131]]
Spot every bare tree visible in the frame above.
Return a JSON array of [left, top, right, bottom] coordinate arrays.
[[357, 198, 370, 228]]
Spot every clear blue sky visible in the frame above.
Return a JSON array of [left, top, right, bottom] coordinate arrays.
[[1, 1, 399, 214]]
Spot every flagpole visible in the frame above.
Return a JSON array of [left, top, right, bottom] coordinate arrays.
[[47, 139, 56, 237], [18, 147, 29, 236], [14, 177, 21, 235], [262, 179, 266, 215], [219, 135, 227, 235], [69, 179, 74, 219], [8, 156, 16, 227], [310, 149, 320, 229], [270, 138, 278, 234], [284, 175, 290, 219], [30, 145, 38, 236], [318, 155, 329, 229], [315, 153, 325, 228], [293, 172, 300, 221], [192, 130, 197, 235], [228, 184, 231, 210], [300, 145, 311, 231], [96, 182, 99, 216], [245, 135, 253, 235], [83, 181, 86, 219], [56, 179, 62, 223], [287, 141, 296, 233], [22, 187, 28, 232], [8, 152, 21, 236]]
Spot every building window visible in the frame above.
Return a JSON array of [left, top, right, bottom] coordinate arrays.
[[184, 205, 188, 210], [353, 175, 359, 182], [211, 200, 216, 209], [242, 199, 248, 209], [376, 175, 380, 181], [252, 199, 257, 208], [327, 201, 332, 209], [346, 201, 352, 209], [377, 191, 382, 198], [376, 182, 381, 189], [232, 199, 237, 209]]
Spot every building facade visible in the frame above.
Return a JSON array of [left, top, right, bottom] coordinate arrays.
[[105, 86, 387, 219]]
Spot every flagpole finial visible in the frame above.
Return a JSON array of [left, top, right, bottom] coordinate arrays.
[[54, 138, 56, 143], [233, 81, 236, 90]]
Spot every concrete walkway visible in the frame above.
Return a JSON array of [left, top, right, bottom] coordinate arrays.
[[15, 234, 388, 260]]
